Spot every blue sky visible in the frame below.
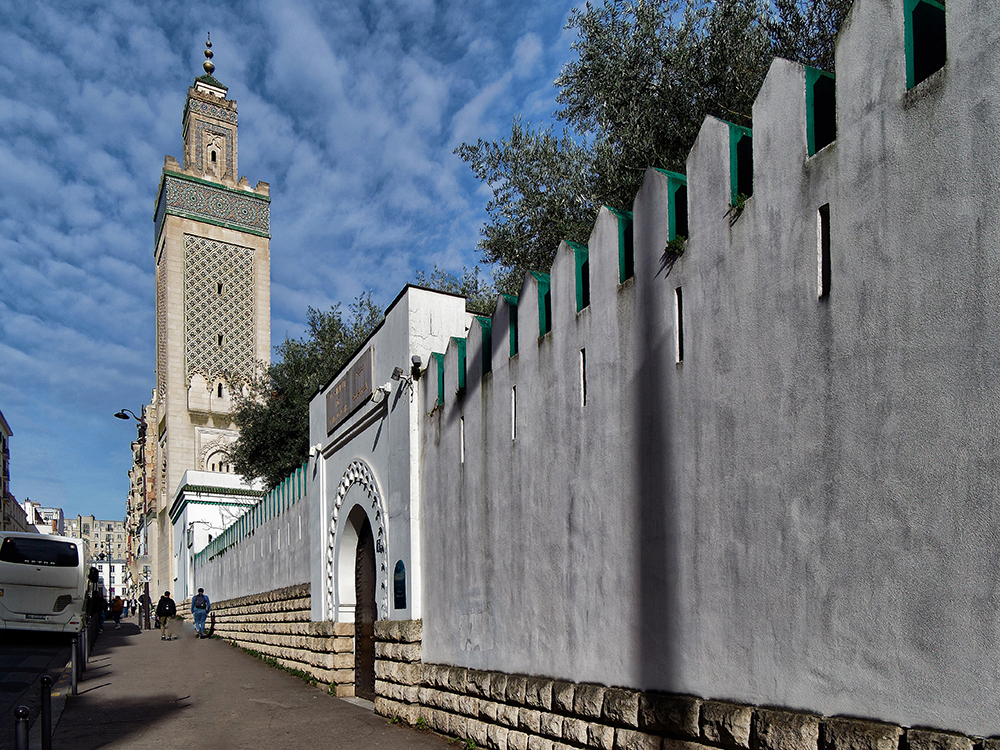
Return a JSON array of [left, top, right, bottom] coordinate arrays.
[[0, 0, 578, 521]]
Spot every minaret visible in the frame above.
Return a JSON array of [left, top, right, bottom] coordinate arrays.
[[150, 35, 271, 593]]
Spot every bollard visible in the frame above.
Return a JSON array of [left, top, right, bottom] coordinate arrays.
[[13, 705, 29, 750], [40, 675, 52, 750], [71, 637, 78, 696]]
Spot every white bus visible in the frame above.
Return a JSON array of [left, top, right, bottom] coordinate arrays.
[[0, 532, 89, 634]]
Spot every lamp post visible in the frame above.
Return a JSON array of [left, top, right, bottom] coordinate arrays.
[[114, 407, 151, 629]]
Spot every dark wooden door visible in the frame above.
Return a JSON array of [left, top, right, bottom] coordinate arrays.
[[354, 516, 376, 700]]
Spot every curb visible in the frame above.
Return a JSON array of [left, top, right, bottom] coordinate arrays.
[[28, 658, 73, 749]]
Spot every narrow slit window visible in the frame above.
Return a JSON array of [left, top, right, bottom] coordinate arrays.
[[211, 151, 217, 163], [217, 383, 224, 398], [217, 282, 224, 295], [511, 386, 517, 441], [675, 287, 685, 364], [580, 349, 588, 407], [906, 0, 946, 89], [217, 334, 224, 346], [460, 417, 466, 464], [818, 204, 831, 299]]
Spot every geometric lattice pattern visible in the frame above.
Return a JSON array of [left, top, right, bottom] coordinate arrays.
[[162, 175, 269, 235], [183, 235, 255, 384]]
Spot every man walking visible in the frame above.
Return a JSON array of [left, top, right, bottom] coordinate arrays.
[[192, 587, 211, 639], [156, 591, 177, 641]]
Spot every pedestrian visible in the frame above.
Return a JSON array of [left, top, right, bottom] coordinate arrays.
[[191, 587, 211, 639], [156, 591, 177, 641], [111, 596, 124, 628], [90, 589, 108, 633]]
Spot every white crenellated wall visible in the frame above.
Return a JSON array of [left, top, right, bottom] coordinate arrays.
[[419, 0, 1000, 736]]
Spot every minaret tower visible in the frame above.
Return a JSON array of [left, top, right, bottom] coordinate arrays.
[[151, 35, 271, 593]]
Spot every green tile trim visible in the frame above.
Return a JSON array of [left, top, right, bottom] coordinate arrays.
[[608, 208, 634, 282], [451, 337, 467, 393], [432, 352, 445, 406], [475, 316, 493, 374], [502, 295, 519, 357], [805, 67, 836, 156], [531, 272, 552, 336], [567, 241, 590, 312], [726, 121, 753, 204]]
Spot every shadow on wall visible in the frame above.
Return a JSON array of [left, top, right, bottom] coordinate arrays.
[[636, 256, 681, 690]]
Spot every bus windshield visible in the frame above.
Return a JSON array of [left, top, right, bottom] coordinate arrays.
[[0, 537, 80, 567]]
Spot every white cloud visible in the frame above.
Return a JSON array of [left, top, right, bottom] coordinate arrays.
[[0, 0, 577, 518]]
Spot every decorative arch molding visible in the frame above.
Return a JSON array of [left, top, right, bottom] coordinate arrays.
[[199, 437, 231, 471], [326, 459, 389, 620]]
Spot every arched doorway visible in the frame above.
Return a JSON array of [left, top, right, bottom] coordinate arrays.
[[354, 515, 376, 700]]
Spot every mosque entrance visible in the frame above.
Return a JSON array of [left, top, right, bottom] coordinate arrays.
[[354, 515, 377, 700]]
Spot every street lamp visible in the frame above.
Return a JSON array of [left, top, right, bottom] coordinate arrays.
[[114, 407, 151, 630]]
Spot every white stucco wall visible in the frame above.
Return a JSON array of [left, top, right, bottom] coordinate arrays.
[[169, 470, 260, 601], [309, 286, 471, 624], [419, 0, 1000, 736]]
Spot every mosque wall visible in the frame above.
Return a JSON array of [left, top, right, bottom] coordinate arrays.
[[418, 0, 1000, 736]]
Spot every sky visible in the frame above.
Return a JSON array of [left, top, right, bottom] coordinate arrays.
[[0, 0, 580, 521]]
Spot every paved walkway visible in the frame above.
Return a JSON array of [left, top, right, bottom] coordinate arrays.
[[49, 616, 451, 749]]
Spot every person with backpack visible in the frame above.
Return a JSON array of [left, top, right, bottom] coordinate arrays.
[[191, 588, 211, 639], [156, 591, 177, 641]]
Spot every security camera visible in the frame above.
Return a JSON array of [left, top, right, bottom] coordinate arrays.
[[308, 443, 323, 457], [370, 382, 393, 404], [411, 355, 422, 382]]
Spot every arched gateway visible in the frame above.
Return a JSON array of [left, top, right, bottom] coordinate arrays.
[[326, 459, 388, 697]]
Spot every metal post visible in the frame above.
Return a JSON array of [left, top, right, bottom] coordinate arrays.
[[71, 637, 78, 695], [13, 706, 29, 750], [40, 675, 52, 750], [144, 580, 151, 630]]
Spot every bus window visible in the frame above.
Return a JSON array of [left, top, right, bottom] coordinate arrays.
[[0, 537, 79, 567]]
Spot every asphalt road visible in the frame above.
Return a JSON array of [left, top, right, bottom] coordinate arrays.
[[0, 629, 72, 749]]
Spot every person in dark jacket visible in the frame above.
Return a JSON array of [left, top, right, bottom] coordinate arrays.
[[156, 592, 177, 641]]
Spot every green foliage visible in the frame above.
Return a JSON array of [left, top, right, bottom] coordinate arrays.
[[414, 265, 498, 315], [455, 119, 598, 294], [458, 0, 852, 286], [230, 294, 383, 490], [415, 716, 429, 730], [769, 0, 853, 71]]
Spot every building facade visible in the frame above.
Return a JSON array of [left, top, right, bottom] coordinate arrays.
[[68, 515, 129, 598], [0, 409, 30, 532], [150, 40, 270, 595]]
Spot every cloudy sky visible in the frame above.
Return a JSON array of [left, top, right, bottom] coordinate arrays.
[[0, 0, 578, 521]]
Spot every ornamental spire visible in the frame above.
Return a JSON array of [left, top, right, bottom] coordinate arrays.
[[203, 32, 215, 77]]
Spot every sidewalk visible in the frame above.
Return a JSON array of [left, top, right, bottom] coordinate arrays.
[[50, 617, 452, 749]]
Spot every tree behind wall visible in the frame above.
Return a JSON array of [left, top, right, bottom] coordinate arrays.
[[457, 0, 852, 293], [230, 295, 382, 490]]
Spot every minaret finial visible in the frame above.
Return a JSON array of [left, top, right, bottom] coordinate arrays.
[[203, 32, 215, 77]]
